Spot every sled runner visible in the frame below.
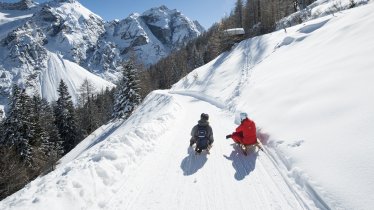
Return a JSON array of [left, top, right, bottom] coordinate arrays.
[[195, 144, 212, 155], [238, 142, 263, 156]]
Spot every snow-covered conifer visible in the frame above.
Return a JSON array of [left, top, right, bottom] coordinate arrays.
[[54, 80, 80, 154], [31, 95, 63, 161], [112, 61, 142, 119], [2, 85, 33, 166]]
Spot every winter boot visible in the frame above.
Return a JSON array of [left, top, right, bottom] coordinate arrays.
[[195, 147, 202, 155]]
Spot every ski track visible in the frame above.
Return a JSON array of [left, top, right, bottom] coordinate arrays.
[[104, 92, 314, 210]]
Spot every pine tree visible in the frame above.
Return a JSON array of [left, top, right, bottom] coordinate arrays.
[[2, 85, 33, 166], [78, 79, 96, 106], [77, 79, 100, 136], [0, 109, 4, 122], [0, 147, 28, 200], [20, 93, 33, 166], [0, 117, 4, 142], [112, 61, 142, 119], [95, 87, 115, 124], [190, 44, 204, 69], [39, 98, 63, 168], [29, 94, 50, 169], [242, 0, 253, 35], [2, 85, 22, 146], [54, 80, 80, 154], [31, 95, 63, 165], [234, 0, 244, 28], [0, 86, 29, 199]]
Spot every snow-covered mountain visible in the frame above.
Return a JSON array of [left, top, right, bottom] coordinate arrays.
[[0, 0, 112, 107], [1, 0, 373, 209], [0, 0, 110, 108], [87, 5, 204, 80], [0, 0, 203, 108], [0, 0, 35, 10]]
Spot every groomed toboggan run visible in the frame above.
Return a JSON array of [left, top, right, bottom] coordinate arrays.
[[1, 1, 374, 209]]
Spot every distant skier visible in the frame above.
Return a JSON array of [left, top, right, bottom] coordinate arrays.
[[190, 113, 214, 154], [226, 112, 261, 154]]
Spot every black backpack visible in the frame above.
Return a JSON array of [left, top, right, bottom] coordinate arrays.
[[196, 125, 209, 149]]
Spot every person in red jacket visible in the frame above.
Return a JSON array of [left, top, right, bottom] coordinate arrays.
[[226, 112, 257, 145]]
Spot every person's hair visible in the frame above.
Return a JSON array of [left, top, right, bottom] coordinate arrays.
[[201, 113, 209, 121]]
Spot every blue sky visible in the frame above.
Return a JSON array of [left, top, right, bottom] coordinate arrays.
[[3, 0, 236, 29]]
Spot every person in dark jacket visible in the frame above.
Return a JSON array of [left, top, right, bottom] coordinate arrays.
[[226, 112, 257, 145], [190, 113, 214, 154]]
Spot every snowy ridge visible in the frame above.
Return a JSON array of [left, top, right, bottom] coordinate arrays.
[[36, 0, 105, 63], [169, 90, 226, 109], [0, 6, 36, 39]]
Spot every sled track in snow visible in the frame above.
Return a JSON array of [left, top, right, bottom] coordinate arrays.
[[101, 91, 328, 210], [170, 91, 330, 210], [260, 143, 331, 210]]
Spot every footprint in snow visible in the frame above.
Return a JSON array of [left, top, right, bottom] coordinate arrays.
[[288, 140, 304, 147]]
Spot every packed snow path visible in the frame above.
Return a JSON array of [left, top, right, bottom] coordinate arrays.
[[106, 92, 314, 210]]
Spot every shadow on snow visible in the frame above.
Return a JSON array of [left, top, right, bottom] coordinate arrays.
[[180, 146, 208, 176], [224, 144, 258, 181]]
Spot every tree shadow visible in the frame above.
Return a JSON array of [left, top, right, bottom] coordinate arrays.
[[86, 120, 125, 150], [180, 147, 208, 176], [223, 144, 258, 181]]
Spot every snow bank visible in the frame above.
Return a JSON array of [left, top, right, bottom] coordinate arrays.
[[0, 90, 183, 210]]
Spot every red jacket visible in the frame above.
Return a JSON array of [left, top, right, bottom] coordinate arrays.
[[231, 118, 257, 145]]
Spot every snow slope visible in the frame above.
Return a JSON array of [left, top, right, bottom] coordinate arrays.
[[0, 6, 35, 39], [1, 1, 374, 210], [0, 50, 114, 107], [39, 52, 115, 104]]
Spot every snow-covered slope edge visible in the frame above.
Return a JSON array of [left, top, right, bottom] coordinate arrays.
[[0, 90, 182, 209], [172, 2, 374, 209]]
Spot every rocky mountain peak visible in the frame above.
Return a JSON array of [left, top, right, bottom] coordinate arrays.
[[0, 1, 204, 107], [0, 0, 35, 10], [55, 0, 76, 3], [159, 5, 168, 10]]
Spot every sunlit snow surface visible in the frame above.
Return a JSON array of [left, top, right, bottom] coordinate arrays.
[[1, 1, 374, 210]]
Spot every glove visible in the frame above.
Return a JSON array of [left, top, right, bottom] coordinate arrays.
[[226, 135, 232, 139]]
